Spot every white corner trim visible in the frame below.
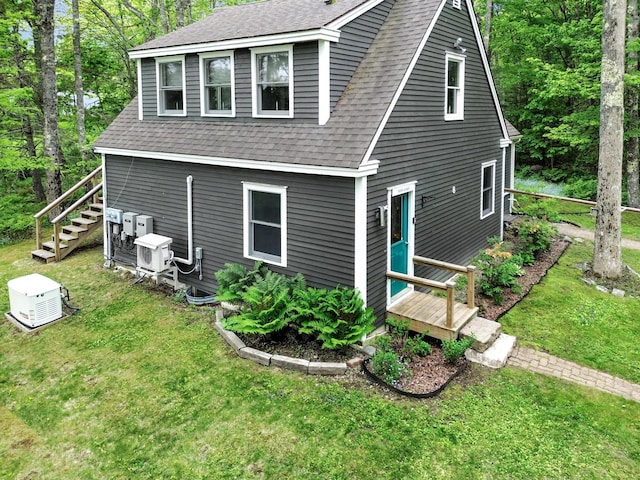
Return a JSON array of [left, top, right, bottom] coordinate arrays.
[[318, 39, 331, 126], [136, 59, 143, 121], [361, 0, 446, 165], [94, 147, 380, 178], [129, 28, 340, 59], [328, 0, 387, 29], [354, 176, 368, 304]]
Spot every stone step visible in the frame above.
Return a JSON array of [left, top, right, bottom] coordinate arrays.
[[465, 334, 517, 369], [460, 316, 502, 353]]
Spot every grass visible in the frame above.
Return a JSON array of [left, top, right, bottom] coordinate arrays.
[[1, 240, 639, 478]]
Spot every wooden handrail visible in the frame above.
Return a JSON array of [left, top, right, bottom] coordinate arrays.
[[34, 165, 102, 251], [387, 256, 476, 329], [506, 188, 640, 214]]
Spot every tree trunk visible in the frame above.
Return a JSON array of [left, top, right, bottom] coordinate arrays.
[[72, 0, 87, 164], [159, 0, 170, 33], [176, 1, 185, 28], [35, 0, 65, 219], [627, 0, 640, 207], [24, 116, 46, 202], [483, 0, 493, 60], [594, 0, 626, 279]]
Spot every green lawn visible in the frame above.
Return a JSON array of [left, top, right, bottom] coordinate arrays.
[[1, 241, 639, 479]]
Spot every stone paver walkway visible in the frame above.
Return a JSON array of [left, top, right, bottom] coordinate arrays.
[[508, 346, 640, 403]]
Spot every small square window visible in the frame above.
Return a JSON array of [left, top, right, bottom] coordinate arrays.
[[481, 161, 496, 218], [243, 183, 287, 266], [453, 0, 461, 9], [251, 46, 293, 118], [157, 57, 185, 115], [445, 53, 465, 121], [200, 52, 235, 116]]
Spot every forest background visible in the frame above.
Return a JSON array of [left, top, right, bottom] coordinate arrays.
[[0, 0, 638, 243]]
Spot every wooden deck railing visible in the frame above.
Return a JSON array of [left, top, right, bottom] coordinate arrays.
[[386, 257, 475, 329], [34, 166, 103, 260]]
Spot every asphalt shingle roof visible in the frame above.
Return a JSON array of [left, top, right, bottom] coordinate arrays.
[[131, 0, 371, 52], [95, 0, 444, 170]]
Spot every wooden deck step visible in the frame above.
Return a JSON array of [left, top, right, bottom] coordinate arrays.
[[57, 232, 78, 242], [63, 224, 88, 235], [31, 249, 56, 263], [387, 291, 478, 341], [43, 241, 69, 251], [72, 217, 98, 227], [81, 209, 103, 219], [88, 203, 104, 211]]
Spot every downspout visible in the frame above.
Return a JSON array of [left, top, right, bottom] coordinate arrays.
[[173, 175, 194, 265]]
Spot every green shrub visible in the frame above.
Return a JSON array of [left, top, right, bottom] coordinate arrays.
[[516, 219, 557, 258], [385, 317, 431, 360], [370, 350, 409, 385], [474, 242, 525, 305], [441, 335, 475, 363], [563, 178, 598, 201], [405, 336, 432, 358], [516, 198, 562, 223]]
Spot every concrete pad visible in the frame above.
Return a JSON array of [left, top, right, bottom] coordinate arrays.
[[308, 362, 347, 375], [465, 334, 517, 369], [271, 354, 310, 373], [214, 322, 245, 353], [460, 317, 501, 353], [238, 347, 272, 366]]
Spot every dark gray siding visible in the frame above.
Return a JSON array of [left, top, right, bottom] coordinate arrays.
[[104, 155, 355, 292], [140, 43, 319, 123], [330, 0, 394, 109], [366, 2, 506, 322]]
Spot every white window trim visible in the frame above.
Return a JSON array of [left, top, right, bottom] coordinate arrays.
[[243, 182, 288, 267], [199, 51, 235, 117], [251, 44, 294, 119], [453, 0, 461, 9], [444, 52, 465, 121], [156, 55, 187, 117], [480, 160, 497, 219]]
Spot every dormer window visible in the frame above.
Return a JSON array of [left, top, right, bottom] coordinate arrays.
[[157, 56, 186, 116], [251, 45, 293, 118], [200, 52, 235, 117]]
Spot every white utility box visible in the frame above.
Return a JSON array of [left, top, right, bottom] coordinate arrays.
[[134, 234, 172, 273], [8, 274, 63, 327]]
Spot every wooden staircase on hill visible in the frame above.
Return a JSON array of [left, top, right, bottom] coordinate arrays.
[[386, 257, 478, 341], [32, 166, 103, 263]]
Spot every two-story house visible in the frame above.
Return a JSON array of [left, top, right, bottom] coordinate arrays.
[[93, 0, 516, 327]]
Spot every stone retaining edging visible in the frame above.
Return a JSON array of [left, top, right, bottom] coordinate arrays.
[[214, 310, 361, 375]]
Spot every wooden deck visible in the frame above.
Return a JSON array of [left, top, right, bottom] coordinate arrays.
[[387, 291, 479, 341]]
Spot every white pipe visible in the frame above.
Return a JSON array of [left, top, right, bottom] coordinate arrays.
[[173, 175, 193, 265]]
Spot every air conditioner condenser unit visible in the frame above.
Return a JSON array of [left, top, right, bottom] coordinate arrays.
[[134, 234, 173, 273], [8, 273, 63, 327]]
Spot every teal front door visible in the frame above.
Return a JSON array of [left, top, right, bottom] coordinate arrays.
[[390, 192, 410, 297]]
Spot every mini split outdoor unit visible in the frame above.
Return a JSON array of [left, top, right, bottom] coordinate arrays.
[[8, 273, 63, 328], [134, 233, 173, 273]]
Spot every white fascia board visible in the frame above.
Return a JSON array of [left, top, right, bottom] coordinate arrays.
[[465, 0, 510, 140], [94, 147, 380, 178], [360, 0, 446, 165], [327, 0, 387, 29], [500, 138, 512, 148], [129, 28, 341, 59]]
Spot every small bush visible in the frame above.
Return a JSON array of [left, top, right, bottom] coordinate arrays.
[[474, 242, 524, 305], [516, 198, 562, 223], [516, 219, 557, 258], [370, 350, 409, 385], [563, 178, 598, 201], [386, 317, 431, 360], [215, 261, 270, 303], [441, 336, 475, 363]]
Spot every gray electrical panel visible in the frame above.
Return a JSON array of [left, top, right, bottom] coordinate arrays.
[[123, 212, 138, 236], [136, 215, 153, 237]]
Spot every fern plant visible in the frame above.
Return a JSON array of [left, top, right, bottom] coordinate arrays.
[[221, 270, 293, 334], [215, 261, 269, 303]]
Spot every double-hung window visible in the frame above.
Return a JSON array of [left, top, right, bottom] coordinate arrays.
[[481, 161, 496, 218], [157, 56, 186, 116], [445, 53, 465, 121], [243, 183, 287, 266], [200, 52, 234, 116], [251, 45, 293, 118]]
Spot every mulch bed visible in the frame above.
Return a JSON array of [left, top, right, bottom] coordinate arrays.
[[231, 234, 571, 397]]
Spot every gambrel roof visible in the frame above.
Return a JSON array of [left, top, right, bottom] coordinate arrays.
[[95, 0, 510, 173]]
